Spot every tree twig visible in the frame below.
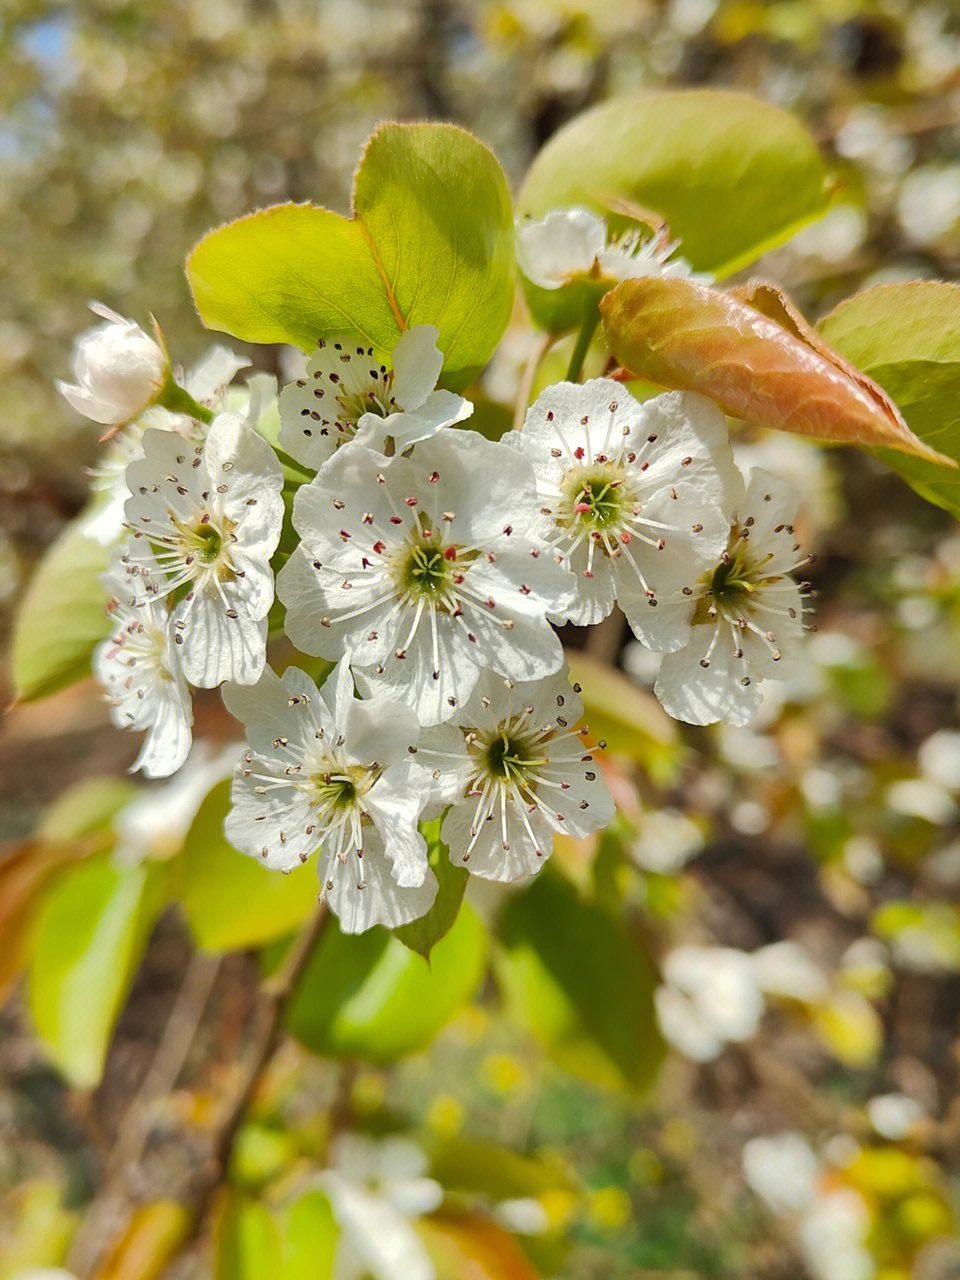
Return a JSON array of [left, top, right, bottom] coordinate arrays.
[[513, 331, 553, 432], [69, 907, 329, 1279]]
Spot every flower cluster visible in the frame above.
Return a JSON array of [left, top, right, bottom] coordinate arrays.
[[64, 279, 810, 933]]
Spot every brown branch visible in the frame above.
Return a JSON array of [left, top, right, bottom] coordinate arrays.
[[69, 907, 329, 1279]]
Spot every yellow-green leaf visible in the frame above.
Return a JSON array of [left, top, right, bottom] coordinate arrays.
[[286, 902, 488, 1062], [28, 853, 166, 1088], [188, 123, 514, 385], [11, 519, 110, 701], [176, 780, 317, 953], [819, 280, 960, 517], [517, 89, 829, 277]]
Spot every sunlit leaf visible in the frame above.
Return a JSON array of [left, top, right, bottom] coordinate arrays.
[[496, 870, 664, 1092], [392, 820, 468, 960], [517, 89, 829, 277], [429, 1136, 577, 1202], [27, 853, 166, 1088], [601, 276, 952, 465], [819, 280, 960, 516], [286, 902, 488, 1062], [10, 519, 110, 701], [213, 1188, 336, 1280], [188, 123, 513, 385], [353, 123, 515, 384], [175, 780, 317, 953]]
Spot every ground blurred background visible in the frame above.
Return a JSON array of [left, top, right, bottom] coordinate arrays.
[[4, 2, 960, 1277]]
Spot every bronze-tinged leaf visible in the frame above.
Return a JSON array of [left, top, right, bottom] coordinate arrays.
[[600, 276, 956, 467], [419, 1215, 542, 1280], [93, 1201, 192, 1280]]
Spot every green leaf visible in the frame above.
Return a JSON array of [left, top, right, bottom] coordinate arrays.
[[214, 1191, 281, 1280], [392, 819, 468, 960], [175, 780, 317, 953], [214, 1189, 337, 1280], [39, 776, 138, 841], [564, 650, 682, 785], [188, 206, 397, 354], [352, 123, 515, 383], [280, 1192, 337, 1280], [517, 89, 829, 279], [10, 519, 110, 701], [188, 123, 514, 385], [819, 281, 960, 517], [286, 902, 488, 1062], [496, 871, 664, 1092], [27, 853, 165, 1087]]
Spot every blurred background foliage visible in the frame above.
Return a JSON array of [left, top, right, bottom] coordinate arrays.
[[4, 2, 960, 1279]]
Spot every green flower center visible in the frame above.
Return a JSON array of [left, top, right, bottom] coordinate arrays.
[[710, 550, 755, 605], [566, 467, 625, 531], [192, 522, 222, 564], [484, 732, 546, 784], [309, 762, 377, 812], [400, 540, 451, 597]]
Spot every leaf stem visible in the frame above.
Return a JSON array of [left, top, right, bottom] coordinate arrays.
[[566, 305, 600, 383]]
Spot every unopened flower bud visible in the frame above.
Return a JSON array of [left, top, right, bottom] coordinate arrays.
[[58, 302, 167, 425]]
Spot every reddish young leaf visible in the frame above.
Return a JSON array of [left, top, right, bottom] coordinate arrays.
[[419, 1215, 542, 1280], [0, 833, 108, 1005], [600, 276, 955, 467]]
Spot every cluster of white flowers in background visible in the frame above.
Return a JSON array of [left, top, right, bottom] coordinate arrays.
[[62, 237, 810, 932]]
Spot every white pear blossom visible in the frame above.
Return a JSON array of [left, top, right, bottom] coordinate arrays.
[[655, 466, 809, 727], [743, 1132, 820, 1215], [655, 945, 765, 1062], [278, 428, 574, 725], [512, 381, 732, 648], [58, 302, 168, 425], [95, 557, 193, 779], [222, 660, 438, 933], [82, 345, 249, 545], [516, 207, 703, 291], [320, 1134, 442, 1280], [417, 668, 614, 881], [112, 740, 238, 866], [122, 411, 284, 688], [279, 324, 472, 470]]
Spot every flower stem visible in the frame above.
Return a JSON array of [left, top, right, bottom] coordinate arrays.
[[158, 379, 215, 423], [566, 305, 600, 383]]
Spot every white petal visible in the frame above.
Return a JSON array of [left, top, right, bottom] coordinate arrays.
[[58, 379, 115, 424], [655, 624, 764, 727], [322, 825, 437, 933], [277, 545, 395, 668], [365, 763, 432, 887], [515, 208, 606, 289], [322, 1178, 437, 1280], [359, 388, 473, 451], [184, 346, 249, 403], [224, 762, 318, 872], [176, 590, 266, 687], [390, 324, 443, 411]]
